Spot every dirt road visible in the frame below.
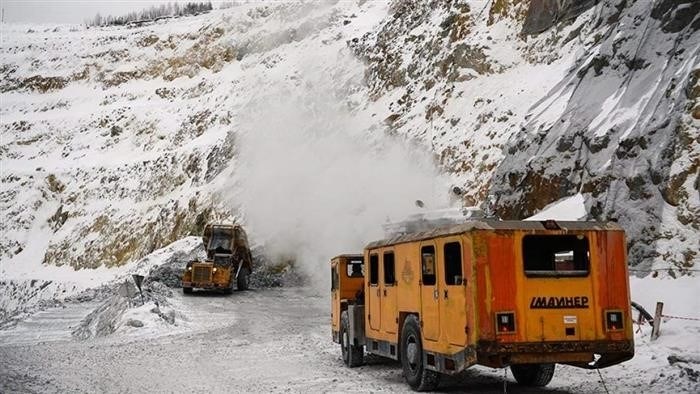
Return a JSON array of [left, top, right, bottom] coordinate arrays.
[[0, 287, 675, 393]]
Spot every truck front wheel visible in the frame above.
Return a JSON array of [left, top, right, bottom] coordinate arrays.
[[510, 363, 555, 387], [340, 311, 363, 367], [237, 268, 249, 291], [400, 315, 440, 391]]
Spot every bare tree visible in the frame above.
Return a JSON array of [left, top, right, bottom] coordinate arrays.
[[86, 2, 213, 27]]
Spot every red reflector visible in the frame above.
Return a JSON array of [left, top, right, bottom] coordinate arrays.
[[496, 312, 515, 333], [606, 311, 623, 331]]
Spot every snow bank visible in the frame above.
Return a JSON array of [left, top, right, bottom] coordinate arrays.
[[628, 276, 700, 392], [526, 193, 587, 221]]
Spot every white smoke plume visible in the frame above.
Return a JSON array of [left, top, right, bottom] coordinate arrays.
[[229, 57, 453, 293]]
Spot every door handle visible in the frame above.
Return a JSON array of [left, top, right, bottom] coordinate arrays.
[[444, 290, 448, 299], [383, 289, 387, 297], [433, 289, 439, 300], [377, 289, 380, 297]]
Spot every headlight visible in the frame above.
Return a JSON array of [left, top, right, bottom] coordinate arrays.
[[212, 267, 218, 273], [187, 267, 192, 271]]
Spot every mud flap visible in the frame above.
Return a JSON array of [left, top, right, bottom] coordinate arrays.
[[348, 305, 365, 346], [568, 351, 634, 369]]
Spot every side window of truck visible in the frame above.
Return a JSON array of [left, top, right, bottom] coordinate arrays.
[[369, 254, 379, 285], [444, 242, 463, 285], [383, 252, 395, 286], [331, 266, 339, 290], [421, 245, 436, 286]]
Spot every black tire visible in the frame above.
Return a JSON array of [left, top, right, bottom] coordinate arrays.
[[510, 363, 555, 387], [340, 311, 364, 367], [237, 268, 249, 291], [223, 283, 234, 295], [183, 287, 193, 294], [400, 315, 440, 391]]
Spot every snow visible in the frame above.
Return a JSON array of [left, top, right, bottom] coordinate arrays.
[[1, 279, 699, 393], [526, 193, 587, 221]]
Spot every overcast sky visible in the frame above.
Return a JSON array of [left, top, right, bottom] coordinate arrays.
[[1, 1, 227, 24]]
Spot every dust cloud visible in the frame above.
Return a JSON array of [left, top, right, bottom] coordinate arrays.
[[231, 78, 452, 294]]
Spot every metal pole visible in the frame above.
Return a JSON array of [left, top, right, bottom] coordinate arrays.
[[636, 308, 644, 333], [651, 302, 663, 340]]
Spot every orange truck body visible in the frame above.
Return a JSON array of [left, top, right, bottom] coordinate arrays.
[[331, 220, 634, 388]]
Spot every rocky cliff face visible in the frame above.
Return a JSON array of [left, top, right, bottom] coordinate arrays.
[[490, 0, 699, 273], [351, 0, 699, 274], [1, 0, 697, 279]]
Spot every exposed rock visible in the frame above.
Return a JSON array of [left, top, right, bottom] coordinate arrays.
[[143, 244, 204, 289], [46, 174, 65, 193], [138, 34, 160, 47], [72, 291, 129, 339], [521, 0, 598, 35], [125, 319, 144, 327], [651, 0, 700, 33], [12, 75, 67, 93]]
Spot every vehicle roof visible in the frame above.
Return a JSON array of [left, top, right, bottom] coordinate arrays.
[[331, 254, 364, 260], [365, 219, 623, 249]]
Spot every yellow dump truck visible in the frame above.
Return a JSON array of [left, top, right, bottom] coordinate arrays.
[[181, 224, 253, 294]]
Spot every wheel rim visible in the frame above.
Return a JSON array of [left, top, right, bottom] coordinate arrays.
[[406, 334, 419, 373]]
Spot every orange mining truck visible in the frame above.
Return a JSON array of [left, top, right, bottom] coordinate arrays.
[[181, 224, 253, 294], [331, 219, 634, 391]]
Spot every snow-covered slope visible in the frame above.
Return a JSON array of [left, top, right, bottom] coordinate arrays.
[[1, 0, 698, 304], [0, 2, 412, 277]]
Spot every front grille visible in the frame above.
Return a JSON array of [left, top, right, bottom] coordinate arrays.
[[193, 265, 212, 282]]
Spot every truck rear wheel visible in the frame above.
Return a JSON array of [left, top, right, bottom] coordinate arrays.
[[183, 287, 193, 294], [237, 268, 249, 291], [340, 311, 363, 367], [400, 315, 440, 391], [510, 363, 555, 387]]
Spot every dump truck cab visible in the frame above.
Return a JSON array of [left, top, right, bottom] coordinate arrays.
[[332, 219, 634, 391], [181, 224, 253, 294]]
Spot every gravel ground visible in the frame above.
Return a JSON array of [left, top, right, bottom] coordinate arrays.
[[0, 287, 696, 393]]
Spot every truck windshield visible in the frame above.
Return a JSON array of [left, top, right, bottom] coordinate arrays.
[[209, 230, 232, 253], [522, 234, 590, 277], [347, 260, 363, 277]]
